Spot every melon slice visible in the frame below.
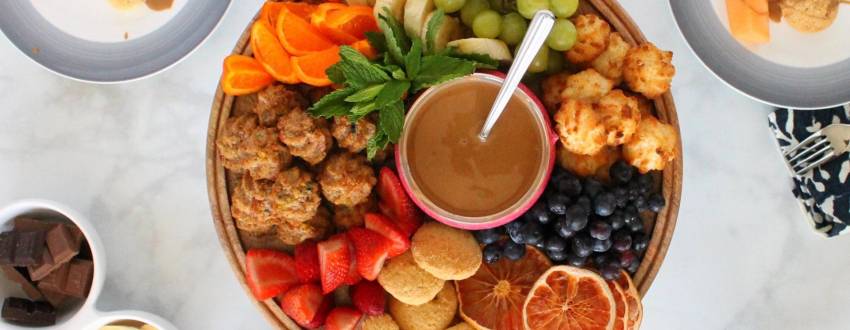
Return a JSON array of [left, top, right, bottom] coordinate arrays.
[[726, 0, 770, 44], [744, 0, 768, 14]]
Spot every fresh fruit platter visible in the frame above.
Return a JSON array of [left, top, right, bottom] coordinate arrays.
[[206, 0, 682, 328]]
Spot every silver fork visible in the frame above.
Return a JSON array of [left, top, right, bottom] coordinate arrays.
[[784, 124, 850, 176]]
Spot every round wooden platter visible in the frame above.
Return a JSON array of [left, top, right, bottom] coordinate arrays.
[[206, 0, 683, 328]]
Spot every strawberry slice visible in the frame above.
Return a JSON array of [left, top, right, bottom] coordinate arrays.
[[280, 284, 331, 329], [245, 249, 299, 300], [351, 281, 386, 316], [348, 228, 392, 281], [295, 240, 321, 283], [325, 307, 363, 330], [364, 213, 410, 257], [344, 245, 363, 286], [318, 234, 352, 294], [377, 167, 422, 237]]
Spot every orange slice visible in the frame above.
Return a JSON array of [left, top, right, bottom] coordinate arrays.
[[615, 270, 643, 330], [324, 6, 379, 41], [221, 55, 274, 96], [311, 3, 348, 27], [260, 2, 316, 27], [277, 7, 336, 56], [292, 46, 340, 87], [311, 3, 357, 44], [522, 265, 616, 330], [456, 246, 551, 330], [606, 280, 629, 330], [251, 20, 299, 84], [351, 39, 378, 60]]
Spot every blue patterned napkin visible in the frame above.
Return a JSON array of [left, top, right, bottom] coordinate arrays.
[[768, 105, 850, 237]]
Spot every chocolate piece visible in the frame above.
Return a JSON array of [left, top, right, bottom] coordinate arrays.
[[40, 289, 72, 309], [14, 218, 84, 246], [0, 233, 14, 264], [36, 262, 69, 294], [46, 225, 80, 265], [0, 266, 43, 301], [0, 231, 47, 266], [63, 259, 93, 298], [27, 250, 55, 282], [1, 297, 56, 326]]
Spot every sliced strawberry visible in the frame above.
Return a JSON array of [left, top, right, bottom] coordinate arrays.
[[245, 249, 299, 300], [347, 228, 392, 281], [280, 284, 329, 328], [377, 167, 422, 237], [364, 213, 410, 257], [295, 240, 320, 283], [325, 307, 363, 330], [302, 294, 333, 329], [344, 247, 363, 286], [318, 234, 352, 294], [350, 281, 386, 316]]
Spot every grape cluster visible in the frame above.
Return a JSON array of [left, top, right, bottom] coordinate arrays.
[[474, 160, 664, 281]]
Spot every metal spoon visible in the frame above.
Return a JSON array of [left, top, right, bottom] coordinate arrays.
[[478, 10, 555, 141]]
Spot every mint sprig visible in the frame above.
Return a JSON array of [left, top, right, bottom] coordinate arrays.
[[309, 9, 497, 159]]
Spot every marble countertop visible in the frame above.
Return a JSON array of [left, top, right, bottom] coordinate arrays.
[[1, 1, 848, 329]]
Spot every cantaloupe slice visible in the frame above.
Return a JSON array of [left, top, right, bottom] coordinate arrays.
[[727, 0, 770, 44], [744, 0, 768, 14]]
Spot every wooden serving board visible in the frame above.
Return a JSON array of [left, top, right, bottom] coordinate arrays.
[[206, 1, 683, 328]]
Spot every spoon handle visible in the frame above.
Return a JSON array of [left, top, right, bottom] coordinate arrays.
[[479, 10, 555, 141]]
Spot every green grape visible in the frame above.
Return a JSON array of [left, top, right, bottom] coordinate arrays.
[[461, 0, 491, 26], [547, 18, 577, 51], [546, 48, 564, 73], [436, 0, 467, 13], [489, 0, 518, 14], [527, 45, 548, 73], [517, 0, 549, 19], [472, 10, 503, 38], [549, 0, 578, 18], [499, 13, 528, 46]]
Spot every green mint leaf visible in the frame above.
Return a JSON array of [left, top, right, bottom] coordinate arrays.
[[336, 46, 390, 88], [378, 10, 409, 64], [345, 83, 386, 103], [309, 88, 355, 118], [412, 55, 476, 92], [366, 131, 389, 160], [375, 80, 411, 108], [405, 39, 423, 79], [364, 31, 388, 54], [380, 100, 405, 142], [381, 64, 407, 80], [424, 9, 444, 54], [446, 48, 500, 69], [350, 102, 378, 118], [326, 64, 346, 85]]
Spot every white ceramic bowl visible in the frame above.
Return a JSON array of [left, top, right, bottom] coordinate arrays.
[[0, 200, 176, 330]]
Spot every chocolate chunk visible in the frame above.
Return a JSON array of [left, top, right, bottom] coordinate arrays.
[[1, 297, 56, 326], [14, 218, 84, 246], [46, 225, 80, 265], [0, 233, 14, 264], [36, 262, 69, 294], [27, 251, 56, 282], [63, 259, 93, 298], [40, 289, 71, 310], [12, 231, 46, 265], [0, 266, 43, 301]]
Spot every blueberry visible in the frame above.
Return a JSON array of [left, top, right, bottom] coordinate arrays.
[[612, 187, 629, 208], [505, 220, 523, 234], [528, 202, 551, 224], [635, 174, 653, 194], [521, 222, 544, 245], [647, 193, 666, 213], [571, 235, 593, 258], [619, 250, 637, 268], [627, 258, 641, 273], [610, 160, 635, 185], [612, 230, 632, 253], [508, 224, 527, 244], [601, 264, 622, 280], [623, 206, 639, 223], [475, 228, 502, 245], [503, 242, 526, 260], [627, 216, 644, 232], [546, 194, 570, 215], [632, 195, 648, 212], [632, 233, 649, 254], [557, 174, 582, 197], [533, 240, 546, 249], [483, 243, 502, 264], [547, 249, 568, 262], [554, 219, 575, 239], [576, 196, 592, 215], [582, 179, 604, 198], [589, 221, 612, 240], [591, 238, 612, 253], [591, 253, 610, 267], [608, 212, 626, 230], [545, 236, 567, 252], [564, 205, 588, 231], [593, 193, 616, 217], [567, 253, 587, 267]]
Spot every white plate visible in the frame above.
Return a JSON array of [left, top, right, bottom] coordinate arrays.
[[670, 1, 850, 109]]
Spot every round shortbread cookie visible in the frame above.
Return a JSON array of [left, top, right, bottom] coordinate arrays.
[[411, 222, 482, 280], [361, 314, 400, 330], [389, 282, 458, 330], [377, 251, 445, 306]]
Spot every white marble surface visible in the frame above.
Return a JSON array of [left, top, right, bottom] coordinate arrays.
[[0, 1, 849, 329]]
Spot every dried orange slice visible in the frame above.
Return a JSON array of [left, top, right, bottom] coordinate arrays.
[[523, 266, 616, 330], [260, 2, 316, 27], [277, 7, 336, 56], [615, 270, 643, 330], [292, 46, 340, 87], [350, 39, 378, 60], [324, 6, 379, 41], [606, 280, 629, 330], [456, 246, 551, 330], [221, 55, 274, 96], [251, 20, 299, 84]]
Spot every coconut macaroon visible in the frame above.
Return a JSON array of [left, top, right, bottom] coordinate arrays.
[[623, 43, 675, 99], [389, 282, 458, 330], [597, 89, 642, 146], [623, 115, 678, 173], [378, 251, 445, 306], [410, 222, 482, 281], [554, 99, 607, 156], [567, 14, 612, 64], [558, 145, 620, 182], [591, 32, 632, 84]]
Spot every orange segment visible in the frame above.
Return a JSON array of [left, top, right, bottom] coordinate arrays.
[[221, 55, 274, 96], [606, 280, 629, 330], [311, 3, 357, 44], [251, 20, 299, 84], [456, 246, 551, 330], [260, 2, 316, 27], [615, 270, 643, 330], [522, 266, 616, 330], [292, 46, 340, 87], [351, 39, 378, 60], [311, 3, 348, 27], [324, 6, 379, 41], [277, 7, 336, 56]]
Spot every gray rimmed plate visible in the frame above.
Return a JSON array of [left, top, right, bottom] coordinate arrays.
[[0, 0, 231, 83], [670, 1, 850, 109]]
